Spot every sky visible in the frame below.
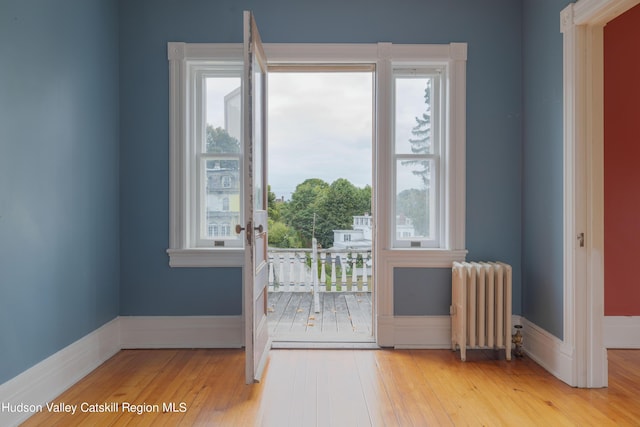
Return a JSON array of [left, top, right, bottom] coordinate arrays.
[[206, 71, 430, 201], [268, 72, 373, 200]]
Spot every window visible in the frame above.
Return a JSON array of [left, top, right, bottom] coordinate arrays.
[[379, 43, 467, 260], [393, 69, 443, 248], [167, 44, 246, 267], [197, 71, 242, 248], [167, 42, 466, 267]]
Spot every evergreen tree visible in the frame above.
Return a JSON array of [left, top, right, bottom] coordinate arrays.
[[402, 79, 432, 188]]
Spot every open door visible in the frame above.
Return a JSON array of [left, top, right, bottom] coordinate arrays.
[[239, 10, 270, 384]]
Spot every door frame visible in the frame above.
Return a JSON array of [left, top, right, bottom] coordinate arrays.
[[266, 65, 377, 344], [264, 44, 382, 342], [561, 0, 640, 388]]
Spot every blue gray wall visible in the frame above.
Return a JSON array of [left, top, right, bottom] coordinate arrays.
[[118, 0, 524, 318], [0, 0, 120, 383], [522, 0, 571, 340]]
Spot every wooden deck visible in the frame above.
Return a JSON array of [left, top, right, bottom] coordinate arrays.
[[267, 291, 373, 342]]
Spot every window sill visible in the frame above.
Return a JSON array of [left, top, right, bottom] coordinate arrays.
[[380, 248, 468, 268], [167, 248, 244, 268]]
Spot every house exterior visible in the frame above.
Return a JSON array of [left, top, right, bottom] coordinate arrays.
[[1, 1, 639, 423], [205, 165, 241, 238], [332, 214, 373, 250], [332, 213, 417, 250]]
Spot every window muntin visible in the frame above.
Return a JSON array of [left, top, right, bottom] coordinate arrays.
[[392, 68, 444, 248]]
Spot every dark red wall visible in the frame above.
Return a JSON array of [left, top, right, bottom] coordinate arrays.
[[604, 4, 640, 316]]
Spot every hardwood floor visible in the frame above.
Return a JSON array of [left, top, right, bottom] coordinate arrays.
[[21, 349, 640, 426]]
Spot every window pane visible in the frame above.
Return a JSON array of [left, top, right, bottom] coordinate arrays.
[[202, 158, 241, 240], [395, 159, 436, 240], [253, 56, 264, 210], [205, 77, 241, 154], [395, 77, 433, 155]]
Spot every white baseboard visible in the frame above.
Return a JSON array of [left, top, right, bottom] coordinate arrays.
[[0, 318, 121, 427], [382, 315, 525, 350], [392, 316, 451, 349], [603, 316, 640, 348], [119, 316, 244, 349], [355, 314, 580, 387], [521, 318, 575, 386]]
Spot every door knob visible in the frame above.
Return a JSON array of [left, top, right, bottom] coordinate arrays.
[[236, 222, 252, 245]]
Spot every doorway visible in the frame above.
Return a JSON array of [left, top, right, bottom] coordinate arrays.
[[266, 68, 376, 346], [561, 0, 640, 388]]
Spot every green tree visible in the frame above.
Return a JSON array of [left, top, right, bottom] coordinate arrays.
[[206, 126, 240, 170], [283, 178, 330, 247], [356, 185, 372, 215], [396, 188, 428, 236], [314, 179, 371, 248], [268, 220, 303, 248], [280, 178, 371, 249], [206, 125, 240, 153], [267, 185, 281, 222], [402, 79, 432, 188]]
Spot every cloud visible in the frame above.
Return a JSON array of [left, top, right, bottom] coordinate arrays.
[[268, 72, 373, 199], [203, 71, 429, 200]]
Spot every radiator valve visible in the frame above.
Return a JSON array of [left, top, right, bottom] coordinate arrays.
[[512, 325, 524, 357]]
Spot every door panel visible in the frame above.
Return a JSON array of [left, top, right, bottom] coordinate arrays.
[[242, 10, 270, 384]]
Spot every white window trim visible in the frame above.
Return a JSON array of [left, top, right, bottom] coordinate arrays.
[[167, 42, 467, 272], [168, 43, 245, 267], [376, 42, 467, 257]]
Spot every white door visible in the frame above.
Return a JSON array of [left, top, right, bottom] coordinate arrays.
[[240, 10, 270, 384]]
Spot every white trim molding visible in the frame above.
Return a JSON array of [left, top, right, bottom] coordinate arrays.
[[379, 314, 523, 350], [120, 316, 243, 349], [0, 319, 121, 427], [374, 41, 467, 346], [522, 318, 575, 386], [166, 249, 244, 267], [391, 316, 452, 349], [603, 316, 640, 349], [561, 0, 640, 388], [377, 315, 452, 349], [376, 249, 467, 346], [167, 42, 246, 268]]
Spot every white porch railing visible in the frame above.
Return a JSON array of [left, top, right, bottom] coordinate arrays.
[[268, 248, 372, 293]]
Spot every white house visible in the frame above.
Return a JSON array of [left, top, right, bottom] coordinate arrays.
[[332, 214, 373, 250]]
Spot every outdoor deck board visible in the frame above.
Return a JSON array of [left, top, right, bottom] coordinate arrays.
[[320, 292, 337, 333], [267, 292, 372, 340], [334, 292, 353, 333], [272, 292, 303, 335], [291, 291, 313, 333], [344, 293, 371, 335]]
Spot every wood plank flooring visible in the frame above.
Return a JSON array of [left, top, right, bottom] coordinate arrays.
[[268, 292, 373, 341], [21, 349, 640, 426]]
